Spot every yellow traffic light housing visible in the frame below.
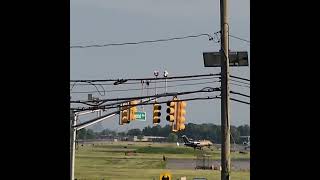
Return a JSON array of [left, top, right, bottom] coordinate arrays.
[[160, 171, 171, 180], [129, 100, 138, 121], [177, 101, 186, 131], [153, 103, 161, 125], [119, 100, 139, 125], [166, 97, 177, 122], [119, 102, 130, 125]]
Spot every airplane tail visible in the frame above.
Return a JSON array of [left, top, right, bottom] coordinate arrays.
[[181, 135, 190, 143]]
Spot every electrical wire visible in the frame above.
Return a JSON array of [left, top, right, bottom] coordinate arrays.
[[86, 81, 106, 96], [71, 80, 220, 94], [70, 87, 221, 105], [229, 34, 250, 43], [73, 97, 158, 129], [230, 98, 250, 105], [71, 95, 251, 112], [70, 82, 77, 91], [70, 33, 216, 49], [70, 73, 220, 83], [230, 91, 250, 98], [71, 96, 221, 111], [230, 82, 250, 88], [70, 76, 220, 86], [230, 75, 250, 82], [230, 79, 250, 86]]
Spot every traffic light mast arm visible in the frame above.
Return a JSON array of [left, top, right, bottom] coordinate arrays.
[[75, 109, 101, 116], [76, 98, 154, 128], [75, 112, 117, 131]]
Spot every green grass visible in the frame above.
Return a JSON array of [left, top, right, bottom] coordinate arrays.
[[75, 142, 250, 179], [135, 146, 196, 154]]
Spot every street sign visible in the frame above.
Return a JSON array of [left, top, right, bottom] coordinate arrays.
[[135, 112, 146, 121], [203, 51, 249, 67]]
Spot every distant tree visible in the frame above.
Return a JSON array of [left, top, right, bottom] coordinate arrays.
[[167, 133, 178, 142], [238, 124, 250, 136], [142, 126, 152, 136], [150, 125, 161, 136], [125, 123, 249, 145], [118, 132, 126, 137], [77, 128, 86, 139], [127, 128, 141, 136], [86, 129, 96, 139], [137, 135, 144, 141], [159, 125, 171, 137], [100, 129, 117, 136]]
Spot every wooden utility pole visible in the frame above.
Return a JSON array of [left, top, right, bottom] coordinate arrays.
[[220, 0, 231, 179], [70, 110, 76, 180]]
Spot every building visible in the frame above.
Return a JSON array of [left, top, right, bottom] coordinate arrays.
[[132, 136, 167, 142]]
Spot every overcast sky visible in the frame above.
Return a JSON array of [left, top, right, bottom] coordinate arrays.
[[70, 0, 250, 132]]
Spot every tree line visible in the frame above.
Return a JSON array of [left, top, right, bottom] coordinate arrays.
[[77, 123, 250, 144]]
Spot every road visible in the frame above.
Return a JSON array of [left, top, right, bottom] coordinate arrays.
[[166, 158, 250, 171]]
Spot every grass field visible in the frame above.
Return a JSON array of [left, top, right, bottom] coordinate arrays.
[[75, 141, 250, 180]]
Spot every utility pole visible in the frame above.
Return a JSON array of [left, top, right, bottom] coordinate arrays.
[[220, 0, 231, 180], [70, 110, 76, 180]]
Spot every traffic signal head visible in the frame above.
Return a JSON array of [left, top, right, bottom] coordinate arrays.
[[176, 101, 187, 131], [153, 104, 161, 124], [120, 102, 130, 125], [129, 100, 138, 120], [166, 100, 177, 122], [159, 172, 171, 180]]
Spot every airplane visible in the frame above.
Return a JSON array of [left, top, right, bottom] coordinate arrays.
[[181, 135, 214, 150], [240, 136, 250, 150]]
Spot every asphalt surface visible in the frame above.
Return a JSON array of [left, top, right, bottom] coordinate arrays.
[[166, 158, 250, 171]]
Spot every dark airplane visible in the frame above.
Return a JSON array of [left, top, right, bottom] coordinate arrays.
[[181, 135, 214, 150]]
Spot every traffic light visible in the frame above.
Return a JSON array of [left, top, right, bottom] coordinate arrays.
[[153, 103, 161, 125], [176, 101, 187, 131], [119, 102, 130, 125], [159, 172, 171, 180], [129, 100, 138, 121], [119, 100, 139, 125], [166, 97, 178, 122]]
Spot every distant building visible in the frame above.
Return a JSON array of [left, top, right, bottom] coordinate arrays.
[[96, 134, 120, 142], [132, 136, 167, 142]]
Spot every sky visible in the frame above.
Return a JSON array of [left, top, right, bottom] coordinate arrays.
[[70, 0, 250, 132]]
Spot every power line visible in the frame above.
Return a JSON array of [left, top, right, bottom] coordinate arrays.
[[73, 97, 156, 129], [70, 73, 220, 83], [230, 91, 250, 98], [229, 79, 250, 86], [230, 75, 250, 82], [77, 97, 159, 111], [230, 82, 250, 88], [71, 33, 216, 49], [230, 98, 250, 105], [71, 96, 221, 111], [70, 76, 220, 86], [71, 95, 250, 112], [85, 81, 106, 96], [229, 34, 250, 43], [71, 80, 220, 94], [72, 87, 220, 105], [70, 87, 221, 105]]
